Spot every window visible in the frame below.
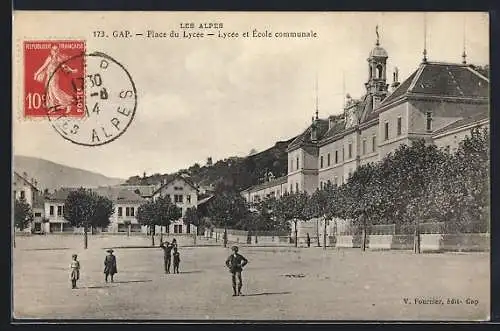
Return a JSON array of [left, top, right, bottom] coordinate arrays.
[[174, 194, 184, 203], [126, 207, 131, 217], [130, 207, 135, 217], [384, 122, 389, 140], [426, 112, 433, 131], [376, 64, 383, 79], [186, 195, 191, 204], [296, 157, 299, 170], [362, 139, 367, 155], [327, 153, 331, 166], [320, 156, 324, 168], [20, 191, 25, 200], [295, 182, 299, 192], [335, 150, 338, 164], [57, 206, 62, 216], [50, 205, 54, 216], [118, 207, 123, 217], [165, 194, 170, 201], [186, 224, 191, 234], [397, 117, 402, 136], [342, 147, 345, 161], [348, 143, 352, 159], [372, 136, 377, 152], [174, 225, 183, 234], [34, 212, 42, 217], [174, 186, 183, 191]]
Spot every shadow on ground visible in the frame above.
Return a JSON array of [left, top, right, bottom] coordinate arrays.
[[243, 291, 292, 297]]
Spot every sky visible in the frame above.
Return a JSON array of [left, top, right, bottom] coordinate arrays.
[[13, 12, 489, 179]]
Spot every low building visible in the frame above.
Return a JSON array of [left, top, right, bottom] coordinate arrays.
[[43, 187, 146, 233], [241, 176, 287, 204]]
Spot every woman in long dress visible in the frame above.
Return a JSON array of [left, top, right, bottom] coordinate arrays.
[[33, 45, 78, 113]]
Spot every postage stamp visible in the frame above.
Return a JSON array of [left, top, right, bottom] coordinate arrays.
[[23, 40, 86, 118], [48, 51, 137, 147]]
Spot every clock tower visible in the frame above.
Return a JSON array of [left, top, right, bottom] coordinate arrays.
[[365, 26, 389, 108]]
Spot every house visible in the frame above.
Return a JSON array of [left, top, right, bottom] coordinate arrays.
[[12, 171, 43, 232], [118, 184, 157, 201], [241, 27, 489, 203], [43, 187, 146, 233], [152, 175, 199, 234]]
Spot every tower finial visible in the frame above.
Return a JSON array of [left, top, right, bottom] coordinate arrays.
[[376, 25, 380, 46], [315, 72, 319, 120], [462, 15, 467, 64], [422, 13, 428, 63]]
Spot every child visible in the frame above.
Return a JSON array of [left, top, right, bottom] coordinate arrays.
[[173, 247, 180, 274], [70, 254, 80, 289]]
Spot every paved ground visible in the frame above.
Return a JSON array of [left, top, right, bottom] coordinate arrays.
[[13, 235, 489, 321]]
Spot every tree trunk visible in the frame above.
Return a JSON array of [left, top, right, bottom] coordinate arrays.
[[151, 226, 155, 246], [414, 225, 421, 254], [316, 218, 321, 247], [127, 224, 130, 237], [160, 226, 163, 243], [361, 227, 366, 251], [84, 224, 88, 249], [294, 221, 298, 248], [323, 217, 327, 250], [193, 226, 197, 246], [223, 225, 227, 248]]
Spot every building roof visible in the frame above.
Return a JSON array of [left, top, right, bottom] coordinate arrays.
[[369, 45, 388, 58], [46, 187, 145, 204], [433, 106, 489, 135], [197, 195, 215, 206], [287, 119, 330, 151], [380, 62, 489, 107], [13, 171, 40, 192], [241, 175, 287, 193], [152, 174, 198, 196], [119, 184, 156, 197]]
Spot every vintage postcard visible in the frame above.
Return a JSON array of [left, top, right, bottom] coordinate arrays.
[[12, 11, 490, 321]]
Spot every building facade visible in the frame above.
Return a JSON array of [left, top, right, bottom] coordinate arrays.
[[241, 29, 489, 202], [152, 175, 199, 234]]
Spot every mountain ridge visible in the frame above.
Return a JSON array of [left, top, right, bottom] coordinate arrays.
[[13, 155, 125, 191]]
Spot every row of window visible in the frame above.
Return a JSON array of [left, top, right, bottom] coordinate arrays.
[[49, 205, 64, 216], [165, 194, 192, 204], [319, 137, 378, 169], [117, 206, 135, 217], [290, 156, 301, 172]]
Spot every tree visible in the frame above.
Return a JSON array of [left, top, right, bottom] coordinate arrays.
[[273, 192, 311, 247], [14, 197, 33, 247], [207, 191, 249, 247], [64, 188, 114, 249], [184, 207, 201, 244], [137, 197, 182, 246]]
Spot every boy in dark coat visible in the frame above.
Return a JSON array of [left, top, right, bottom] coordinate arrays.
[[104, 249, 117, 282], [172, 247, 180, 274], [225, 246, 248, 296]]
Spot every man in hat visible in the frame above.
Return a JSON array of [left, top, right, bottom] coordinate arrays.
[[104, 249, 118, 282], [159, 241, 174, 274], [225, 246, 248, 296]]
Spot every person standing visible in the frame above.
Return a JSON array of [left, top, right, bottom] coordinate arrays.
[[225, 246, 248, 296], [160, 241, 174, 274], [104, 249, 118, 283], [70, 254, 80, 289], [306, 233, 311, 248], [172, 247, 180, 274]]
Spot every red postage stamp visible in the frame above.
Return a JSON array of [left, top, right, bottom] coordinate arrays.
[[23, 40, 86, 118]]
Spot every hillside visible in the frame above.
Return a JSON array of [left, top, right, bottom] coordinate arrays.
[[13, 155, 125, 191], [125, 136, 297, 192]]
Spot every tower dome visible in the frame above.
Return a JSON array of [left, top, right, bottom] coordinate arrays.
[[369, 45, 388, 58]]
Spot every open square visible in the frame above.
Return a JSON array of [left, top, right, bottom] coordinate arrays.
[[13, 235, 489, 321]]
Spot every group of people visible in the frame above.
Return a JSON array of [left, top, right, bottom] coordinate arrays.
[[69, 240, 250, 297], [70, 249, 118, 289]]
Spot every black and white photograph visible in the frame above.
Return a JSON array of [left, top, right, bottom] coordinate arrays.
[[12, 11, 490, 321]]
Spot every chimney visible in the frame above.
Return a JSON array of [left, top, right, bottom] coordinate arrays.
[[391, 67, 400, 91], [310, 116, 318, 142], [328, 115, 336, 130]]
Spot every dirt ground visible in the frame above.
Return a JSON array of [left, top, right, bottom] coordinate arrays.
[[12, 235, 490, 321]]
